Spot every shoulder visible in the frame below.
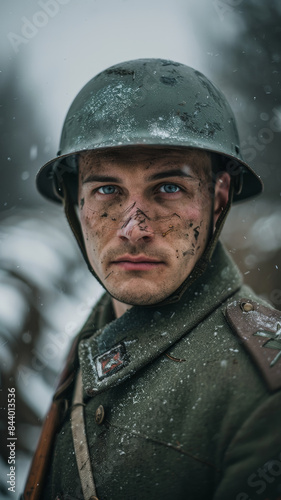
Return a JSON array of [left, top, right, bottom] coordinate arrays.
[[224, 295, 281, 392]]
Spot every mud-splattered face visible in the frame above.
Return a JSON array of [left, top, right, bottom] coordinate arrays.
[[78, 148, 229, 307]]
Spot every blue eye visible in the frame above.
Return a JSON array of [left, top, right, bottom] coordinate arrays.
[[160, 184, 180, 193], [98, 185, 116, 195]]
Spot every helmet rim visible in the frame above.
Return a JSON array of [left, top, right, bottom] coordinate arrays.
[[36, 144, 263, 204], [36, 58, 263, 204]]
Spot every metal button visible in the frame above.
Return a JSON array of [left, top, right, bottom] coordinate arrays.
[[242, 302, 254, 312], [95, 405, 105, 425]]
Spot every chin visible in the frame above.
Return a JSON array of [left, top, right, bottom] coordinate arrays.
[[107, 286, 170, 307]]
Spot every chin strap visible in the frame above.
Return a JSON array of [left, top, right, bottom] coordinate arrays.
[[62, 180, 106, 290], [62, 178, 234, 307], [63, 183, 88, 265]]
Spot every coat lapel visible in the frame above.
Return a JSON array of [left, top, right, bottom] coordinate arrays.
[[79, 242, 242, 396]]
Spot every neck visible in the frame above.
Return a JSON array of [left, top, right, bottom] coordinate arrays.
[[112, 298, 132, 318]]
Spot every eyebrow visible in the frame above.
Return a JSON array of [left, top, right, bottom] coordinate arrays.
[[83, 169, 195, 185], [146, 169, 195, 182], [83, 174, 122, 184]]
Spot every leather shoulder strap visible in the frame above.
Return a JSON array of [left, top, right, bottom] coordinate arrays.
[[71, 370, 98, 500], [23, 334, 79, 500], [23, 399, 66, 499], [225, 298, 281, 392]]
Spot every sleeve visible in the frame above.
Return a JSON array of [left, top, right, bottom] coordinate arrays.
[[213, 390, 281, 500]]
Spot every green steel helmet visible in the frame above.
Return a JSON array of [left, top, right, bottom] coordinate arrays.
[[36, 58, 263, 203]]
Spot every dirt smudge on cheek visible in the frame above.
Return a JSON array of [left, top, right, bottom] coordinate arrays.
[[104, 271, 114, 280], [193, 226, 200, 241], [162, 225, 174, 237], [182, 249, 195, 257], [80, 197, 85, 210], [192, 220, 203, 244]]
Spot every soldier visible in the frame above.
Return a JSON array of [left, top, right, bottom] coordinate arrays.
[[24, 59, 281, 500]]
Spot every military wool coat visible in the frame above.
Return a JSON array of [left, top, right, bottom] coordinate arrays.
[[42, 242, 281, 500]]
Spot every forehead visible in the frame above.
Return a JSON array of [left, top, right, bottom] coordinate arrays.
[[78, 147, 212, 178]]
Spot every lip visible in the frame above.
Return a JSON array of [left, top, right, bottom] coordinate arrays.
[[113, 254, 162, 263], [111, 254, 164, 271]]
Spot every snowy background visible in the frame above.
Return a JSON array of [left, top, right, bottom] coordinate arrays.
[[0, 0, 281, 496]]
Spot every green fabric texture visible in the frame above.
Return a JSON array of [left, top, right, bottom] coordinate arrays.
[[43, 242, 281, 500]]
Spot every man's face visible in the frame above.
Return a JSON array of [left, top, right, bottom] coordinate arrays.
[[78, 148, 224, 306]]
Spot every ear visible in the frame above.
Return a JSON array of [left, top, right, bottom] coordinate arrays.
[[213, 172, 231, 227]]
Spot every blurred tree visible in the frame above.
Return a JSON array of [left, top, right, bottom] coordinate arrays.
[[0, 62, 51, 211], [205, 0, 281, 198], [0, 208, 101, 497], [201, 0, 281, 308], [0, 60, 101, 497]]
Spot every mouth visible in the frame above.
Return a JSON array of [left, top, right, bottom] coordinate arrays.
[[111, 254, 165, 271]]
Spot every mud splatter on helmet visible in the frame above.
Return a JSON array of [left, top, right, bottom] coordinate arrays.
[[37, 58, 262, 204], [35, 59, 263, 305]]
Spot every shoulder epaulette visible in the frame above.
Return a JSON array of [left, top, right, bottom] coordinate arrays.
[[225, 298, 281, 392]]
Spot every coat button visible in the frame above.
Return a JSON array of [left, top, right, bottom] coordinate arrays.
[[95, 405, 105, 425], [241, 301, 254, 312]]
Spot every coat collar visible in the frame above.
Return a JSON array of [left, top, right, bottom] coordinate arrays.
[[79, 242, 242, 396]]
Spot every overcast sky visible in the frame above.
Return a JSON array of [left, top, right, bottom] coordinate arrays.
[[1, 0, 239, 149]]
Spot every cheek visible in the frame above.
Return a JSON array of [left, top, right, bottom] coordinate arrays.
[[174, 198, 212, 252], [79, 207, 117, 250], [181, 186, 212, 217], [79, 209, 94, 239], [181, 200, 210, 233]]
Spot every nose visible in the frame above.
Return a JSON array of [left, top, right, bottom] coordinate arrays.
[[117, 207, 154, 243]]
